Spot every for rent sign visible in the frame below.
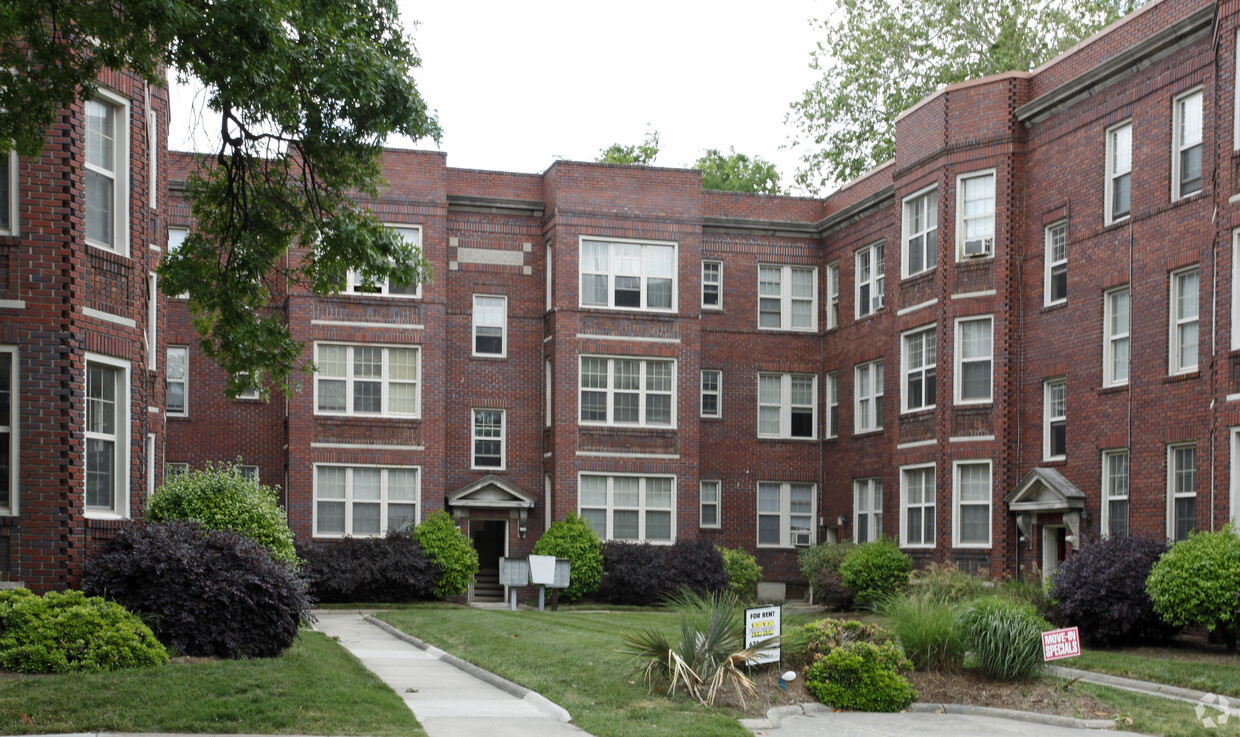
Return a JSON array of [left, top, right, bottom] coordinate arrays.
[[744, 605, 781, 665], [1042, 626, 1081, 661]]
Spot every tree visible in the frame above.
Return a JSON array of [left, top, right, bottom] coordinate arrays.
[[596, 128, 660, 165], [786, 0, 1144, 193], [695, 148, 782, 195], [0, 0, 441, 397]]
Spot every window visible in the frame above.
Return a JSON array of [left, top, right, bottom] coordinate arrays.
[[902, 187, 938, 277], [854, 478, 882, 544], [1102, 450, 1130, 538], [0, 150, 15, 236], [1104, 287, 1131, 386], [700, 480, 721, 528], [236, 372, 261, 400], [901, 326, 936, 413], [165, 462, 189, 478], [580, 237, 677, 311], [236, 465, 259, 481], [955, 316, 993, 404], [0, 348, 15, 514], [900, 465, 935, 547], [472, 409, 505, 470], [701, 370, 721, 418], [166, 346, 187, 416], [314, 465, 420, 537], [579, 474, 674, 542], [825, 262, 839, 329], [957, 172, 995, 258], [1106, 121, 1133, 223], [759, 264, 817, 330], [1173, 89, 1203, 200], [85, 94, 128, 254], [546, 244, 553, 311], [953, 461, 991, 547], [472, 295, 507, 357], [855, 244, 884, 318], [544, 359, 552, 428], [757, 482, 816, 547], [758, 373, 816, 439], [86, 355, 129, 516], [1170, 266, 1199, 374], [147, 108, 157, 210], [167, 228, 189, 299], [854, 360, 884, 433], [315, 344, 420, 417], [1044, 379, 1066, 461], [147, 273, 158, 370], [1168, 444, 1197, 542], [825, 371, 838, 439], [344, 225, 422, 297], [1045, 221, 1067, 305], [702, 260, 722, 308], [579, 356, 675, 427]]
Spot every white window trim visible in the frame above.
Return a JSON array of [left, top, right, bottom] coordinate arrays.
[[147, 106, 157, 211], [952, 459, 992, 549], [700, 369, 722, 418], [236, 372, 261, 400], [1171, 87, 1204, 202], [901, 184, 938, 278], [1043, 378, 1066, 461], [344, 224, 423, 298], [313, 343, 421, 418], [167, 227, 189, 299], [900, 325, 936, 414], [700, 479, 721, 529], [853, 477, 883, 544], [165, 462, 189, 478], [578, 235, 679, 313], [825, 371, 838, 439], [1234, 232, 1240, 351], [1101, 448, 1130, 538], [956, 170, 996, 261], [312, 463, 422, 538], [1044, 220, 1067, 306], [544, 358, 552, 428], [758, 263, 819, 331], [145, 433, 156, 498], [1230, 428, 1240, 527], [1104, 286, 1131, 387], [471, 408, 506, 471], [1167, 443, 1198, 542], [578, 355, 677, 429], [84, 89, 130, 256], [1169, 265, 1199, 375], [1235, 29, 1240, 152], [0, 347, 17, 515], [757, 372, 817, 440], [1105, 120, 1133, 226], [235, 464, 259, 482], [899, 463, 935, 548], [756, 481, 817, 548], [0, 150, 17, 236], [854, 244, 885, 318], [578, 472, 677, 543], [546, 243, 553, 312], [85, 352, 130, 519], [825, 261, 840, 330], [701, 260, 723, 309], [147, 272, 158, 370], [854, 359, 884, 433], [954, 315, 994, 405], [472, 294, 508, 358], [166, 345, 188, 417]]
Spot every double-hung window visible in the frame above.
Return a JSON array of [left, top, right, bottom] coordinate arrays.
[[1106, 121, 1133, 223], [855, 244, 884, 318], [902, 187, 937, 277], [579, 356, 674, 427], [700, 480, 721, 528], [1102, 450, 1129, 538], [957, 172, 995, 259], [472, 295, 507, 357], [472, 409, 505, 470], [166, 346, 188, 415], [1044, 379, 1066, 460], [1045, 221, 1067, 305], [580, 474, 674, 542], [702, 260, 722, 308], [854, 360, 884, 433], [758, 264, 816, 331], [314, 465, 419, 537], [901, 326, 936, 413], [0, 149, 15, 236], [315, 344, 420, 417], [757, 482, 815, 547], [953, 461, 991, 547], [1104, 287, 1130, 386], [1173, 89, 1203, 200], [580, 237, 676, 311], [825, 262, 840, 329], [344, 225, 422, 297], [853, 478, 882, 544], [955, 316, 993, 404], [0, 348, 14, 514], [1168, 444, 1197, 542], [86, 355, 129, 517], [701, 370, 721, 418], [1170, 266, 1199, 375], [85, 94, 129, 254], [825, 372, 838, 439], [758, 373, 815, 439], [900, 464, 935, 547]]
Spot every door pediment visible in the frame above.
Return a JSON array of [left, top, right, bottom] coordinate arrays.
[[448, 475, 537, 510]]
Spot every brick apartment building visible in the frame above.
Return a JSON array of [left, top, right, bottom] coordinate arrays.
[[4, 0, 1240, 599]]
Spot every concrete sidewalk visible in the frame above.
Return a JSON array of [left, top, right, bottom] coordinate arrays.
[[743, 705, 1148, 737]]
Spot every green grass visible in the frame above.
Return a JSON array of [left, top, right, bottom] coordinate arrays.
[[1081, 683, 1240, 737], [0, 631, 425, 736], [377, 606, 752, 737], [1071, 650, 1240, 697]]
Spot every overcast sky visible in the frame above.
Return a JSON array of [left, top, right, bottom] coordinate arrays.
[[169, 1, 825, 189]]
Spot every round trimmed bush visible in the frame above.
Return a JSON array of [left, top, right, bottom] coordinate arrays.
[[298, 530, 436, 603], [1051, 535, 1176, 646], [1146, 527, 1240, 650], [719, 546, 762, 603], [413, 510, 479, 599], [532, 513, 603, 602], [838, 539, 911, 605], [147, 463, 298, 567], [803, 640, 917, 712], [958, 596, 1052, 680]]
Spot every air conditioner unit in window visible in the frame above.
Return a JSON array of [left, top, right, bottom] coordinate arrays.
[[963, 237, 993, 257], [793, 532, 812, 547]]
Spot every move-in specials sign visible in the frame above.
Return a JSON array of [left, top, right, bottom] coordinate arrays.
[[1042, 626, 1081, 661], [744, 605, 781, 665]]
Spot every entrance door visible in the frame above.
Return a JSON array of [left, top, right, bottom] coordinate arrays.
[[470, 520, 507, 603], [1041, 525, 1066, 581]]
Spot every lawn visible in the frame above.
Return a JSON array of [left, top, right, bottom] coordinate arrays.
[[1071, 649, 1240, 697], [1079, 683, 1240, 737], [0, 631, 425, 736]]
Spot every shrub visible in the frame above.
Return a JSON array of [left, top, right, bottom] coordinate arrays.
[[878, 592, 966, 671], [803, 641, 917, 712], [297, 530, 436, 603], [0, 589, 168, 673], [910, 562, 990, 604], [662, 539, 729, 597], [1051, 535, 1176, 646], [838, 539, 911, 605], [83, 521, 312, 658], [1146, 526, 1240, 650], [412, 510, 479, 599], [599, 540, 727, 605], [785, 617, 900, 670], [798, 541, 856, 610], [958, 597, 1051, 680], [146, 463, 298, 567], [719, 546, 762, 603], [997, 567, 1054, 618], [531, 512, 603, 602]]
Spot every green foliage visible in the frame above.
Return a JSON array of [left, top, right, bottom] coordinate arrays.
[[878, 592, 966, 672], [694, 148, 782, 194], [910, 562, 991, 604], [0, 589, 168, 674], [838, 539, 912, 605], [798, 541, 856, 609], [1146, 527, 1240, 645], [533, 513, 604, 602], [958, 596, 1052, 680], [786, 617, 902, 671], [596, 128, 661, 165], [413, 510, 479, 599], [803, 641, 917, 712], [146, 462, 298, 567], [717, 546, 763, 603], [998, 567, 1055, 619]]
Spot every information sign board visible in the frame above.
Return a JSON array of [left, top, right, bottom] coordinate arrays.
[[744, 604, 781, 665], [1042, 626, 1081, 661]]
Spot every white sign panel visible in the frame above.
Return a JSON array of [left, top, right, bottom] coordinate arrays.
[[1042, 626, 1081, 661], [528, 554, 557, 585], [744, 604, 781, 665]]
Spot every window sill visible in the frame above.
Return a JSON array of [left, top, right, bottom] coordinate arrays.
[[900, 543, 935, 550], [1164, 370, 1201, 384], [699, 415, 724, 422], [899, 269, 936, 286], [85, 512, 129, 522], [579, 424, 677, 436], [852, 427, 884, 437], [900, 407, 935, 418], [472, 467, 507, 473], [167, 414, 190, 421], [1041, 457, 1067, 466], [757, 326, 820, 335], [86, 242, 132, 262], [952, 543, 993, 550], [580, 306, 679, 320], [470, 354, 508, 361], [953, 400, 993, 409], [1172, 189, 1205, 207], [315, 414, 421, 424], [954, 255, 994, 268], [1103, 216, 1131, 231], [757, 436, 818, 443], [853, 309, 885, 323], [1041, 301, 1067, 313], [1098, 383, 1128, 395]]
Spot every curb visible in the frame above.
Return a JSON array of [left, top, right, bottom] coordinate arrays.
[[362, 614, 573, 723], [1049, 665, 1240, 718], [740, 701, 1115, 731]]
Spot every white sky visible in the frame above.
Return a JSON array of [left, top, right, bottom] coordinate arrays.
[[169, 1, 826, 189]]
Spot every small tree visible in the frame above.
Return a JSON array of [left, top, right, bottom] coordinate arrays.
[[413, 510, 479, 599], [1146, 527, 1240, 650], [533, 513, 603, 602]]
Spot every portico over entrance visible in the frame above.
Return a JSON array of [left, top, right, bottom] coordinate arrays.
[[1005, 468, 1086, 578]]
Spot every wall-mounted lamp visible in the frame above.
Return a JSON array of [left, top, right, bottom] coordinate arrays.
[[837, 516, 848, 527], [517, 508, 529, 538]]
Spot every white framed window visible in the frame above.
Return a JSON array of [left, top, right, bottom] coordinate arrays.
[[314, 343, 420, 417], [147, 108, 157, 210], [579, 473, 675, 543], [85, 92, 129, 255], [900, 464, 935, 548], [544, 358, 552, 428], [700, 480, 721, 528], [166, 346, 187, 416], [145, 433, 156, 498], [472, 409, 505, 470], [701, 370, 721, 418], [1170, 266, 1199, 375], [902, 186, 938, 278], [314, 464, 420, 537], [855, 244, 884, 318], [702, 260, 722, 309], [1106, 121, 1133, 224], [1168, 443, 1197, 542], [825, 262, 840, 329], [472, 295, 507, 357], [757, 481, 816, 548], [236, 464, 259, 481], [759, 264, 817, 331], [1104, 287, 1131, 387], [1234, 232, 1240, 351], [1231, 428, 1240, 526], [579, 356, 674, 428], [1045, 221, 1067, 305], [236, 372, 261, 400], [147, 273, 158, 370], [1043, 379, 1066, 460], [0, 150, 16, 236], [0, 347, 16, 515], [546, 243, 553, 312], [825, 371, 838, 439], [85, 354, 130, 517], [953, 460, 991, 548], [854, 359, 884, 433], [167, 227, 189, 299], [901, 326, 936, 413], [165, 462, 189, 479], [853, 478, 882, 544], [1102, 450, 1130, 538], [957, 171, 995, 259], [579, 237, 677, 312], [758, 373, 816, 439], [344, 225, 422, 297], [1172, 88, 1203, 201], [955, 316, 993, 404]]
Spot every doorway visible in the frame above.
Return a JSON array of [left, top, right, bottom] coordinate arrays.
[[1041, 525, 1066, 581], [470, 519, 507, 603]]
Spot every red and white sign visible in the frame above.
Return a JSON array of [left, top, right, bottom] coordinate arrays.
[[1042, 626, 1081, 661]]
